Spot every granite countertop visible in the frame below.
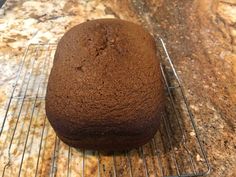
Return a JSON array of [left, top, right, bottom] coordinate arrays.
[[0, 0, 235, 177]]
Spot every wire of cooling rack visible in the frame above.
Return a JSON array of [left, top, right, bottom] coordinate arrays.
[[159, 38, 210, 176], [0, 39, 210, 177]]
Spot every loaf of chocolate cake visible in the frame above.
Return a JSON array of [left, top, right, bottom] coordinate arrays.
[[46, 19, 165, 151]]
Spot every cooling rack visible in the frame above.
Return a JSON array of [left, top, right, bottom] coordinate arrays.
[[0, 38, 210, 177]]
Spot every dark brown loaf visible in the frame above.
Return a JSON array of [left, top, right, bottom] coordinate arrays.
[[46, 19, 165, 151]]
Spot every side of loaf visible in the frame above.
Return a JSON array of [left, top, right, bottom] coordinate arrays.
[[45, 19, 165, 151]]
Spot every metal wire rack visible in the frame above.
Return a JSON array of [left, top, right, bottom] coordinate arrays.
[[0, 38, 210, 177]]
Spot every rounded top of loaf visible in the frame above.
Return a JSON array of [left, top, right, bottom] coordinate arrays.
[[46, 19, 164, 142]]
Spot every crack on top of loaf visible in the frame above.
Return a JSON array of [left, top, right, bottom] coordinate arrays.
[[93, 23, 123, 58], [95, 25, 110, 57]]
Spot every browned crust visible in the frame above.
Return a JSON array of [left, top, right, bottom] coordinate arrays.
[[46, 19, 165, 151]]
